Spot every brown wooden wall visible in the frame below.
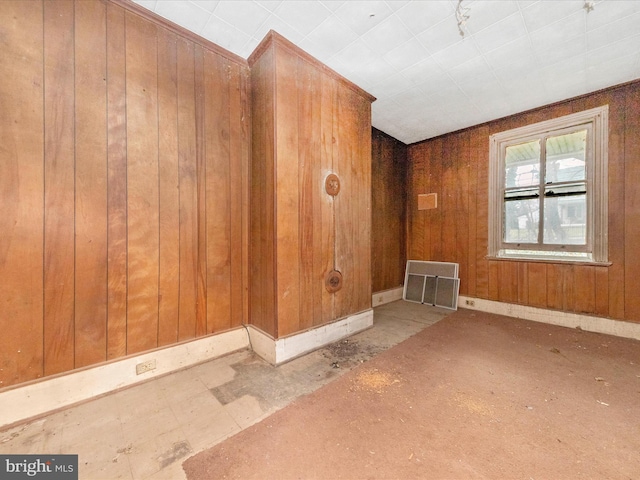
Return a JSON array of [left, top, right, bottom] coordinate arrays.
[[249, 32, 374, 338], [0, 0, 250, 389], [407, 80, 640, 323], [371, 128, 407, 293]]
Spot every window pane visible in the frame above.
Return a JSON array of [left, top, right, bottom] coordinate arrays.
[[504, 198, 539, 243], [505, 140, 540, 188], [543, 194, 586, 245], [545, 130, 587, 184]]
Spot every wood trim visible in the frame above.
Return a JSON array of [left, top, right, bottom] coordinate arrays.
[[109, 0, 248, 66], [248, 30, 376, 103]]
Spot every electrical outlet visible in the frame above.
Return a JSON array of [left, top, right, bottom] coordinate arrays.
[[465, 299, 475, 307], [136, 359, 156, 375]]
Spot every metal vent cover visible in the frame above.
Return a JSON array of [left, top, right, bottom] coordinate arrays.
[[403, 260, 460, 310]]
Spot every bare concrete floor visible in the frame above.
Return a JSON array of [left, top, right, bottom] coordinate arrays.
[[0, 301, 450, 480]]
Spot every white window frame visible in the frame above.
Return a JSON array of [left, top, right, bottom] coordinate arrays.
[[488, 106, 608, 264]]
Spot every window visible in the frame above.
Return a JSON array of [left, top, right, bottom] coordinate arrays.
[[489, 106, 608, 263]]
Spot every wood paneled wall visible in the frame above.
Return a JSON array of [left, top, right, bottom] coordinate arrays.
[[0, 0, 249, 388], [407, 80, 640, 322], [371, 128, 407, 293], [249, 32, 374, 338]]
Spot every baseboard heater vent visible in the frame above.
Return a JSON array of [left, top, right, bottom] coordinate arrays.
[[403, 260, 460, 310]]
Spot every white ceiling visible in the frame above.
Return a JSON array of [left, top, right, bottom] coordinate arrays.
[[132, 0, 640, 144]]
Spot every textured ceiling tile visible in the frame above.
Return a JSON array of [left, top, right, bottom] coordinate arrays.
[[333, 0, 393, 35], [393, 1, 454, 36], [462, 0, 519, 34], [520, 0, 584, 33], [303, 14, 358, 57], [472, 12, 528, 54], [199, 16, 252, 54], [417, 17, 464, 54], [213, 1, 272, 36], [382, 37, 431, 71], [154, 1, 211, 33], [361, 14, 414, 55], [272, 1, 332, 35]]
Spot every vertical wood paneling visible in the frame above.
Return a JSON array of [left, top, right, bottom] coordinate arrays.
[[356, 95, 372, 312], [275, 46, 300, 336], [466, 129, 480, 297], [229, 62, 244, 329], [0, 0, 45, 386], [43, 0, 75, 375], [334, 84, 356, 319], [240, 66, 251, 330], [298, 61, 320, 330], [320, 75, 336, 324], [205, 52, 232, 333], [406, 82, 640, 322], [194, 45, 207, 337], [125, 11, 159, 354], [624, 87, 640, 320], [1, 0, 251, 388], [249, 49, 277, 336], [429, 139, 444, 261], [177, 38, 198, 341], [527, 263, 547, 308], [74, 0, 108, 367], [456, 132, 470, 294], [157, 27, 180, 346], [305, 64, 322, 327], [604, 92, 625, 319], [371, 129, 407, 293], [106, 2, 128, 358], [474, 126, 490, 299]]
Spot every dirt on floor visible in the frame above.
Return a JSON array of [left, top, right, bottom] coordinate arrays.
[[183, 309, 640, 480]]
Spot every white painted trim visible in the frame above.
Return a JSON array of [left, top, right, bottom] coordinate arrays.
[[250, 309, 374, 365], [372, 286, 404, 306], [459, 295, 640, 341], [0, 328, 249, 429]]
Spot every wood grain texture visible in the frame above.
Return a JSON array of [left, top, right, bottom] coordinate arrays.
[[125, 11, 159, 354], [229, 62, 244, 330], [320, 75, 336, 325], [106, 1, 128, 359], [371, 129, 407, 293], [274, 45, 301, 336], [43, 0, 75, 375], [406, 81, 640, 322], [0, 0, 45, 387], [624, 87, 640, 320], [249, 35, 372, 338], [74, 0, 108, 367], [249, 48, 277, 337], [205, 52, 232, 334], [1, 0, 251, 388], [157, 27, 180, 346], [177, 38, 198, 342]]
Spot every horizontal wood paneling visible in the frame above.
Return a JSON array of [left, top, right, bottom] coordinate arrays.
[[406, 80, 640, 323], [0, 0, 249, 389]]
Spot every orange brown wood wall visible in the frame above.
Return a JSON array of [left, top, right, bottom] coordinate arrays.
[[371, 128, 407, 293], [406, 80, 640, 323], [249, 33, 374, 338], [0, 0, 250, 388]]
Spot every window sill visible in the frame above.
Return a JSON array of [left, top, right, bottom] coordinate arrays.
[[486, 255, 612, 267]]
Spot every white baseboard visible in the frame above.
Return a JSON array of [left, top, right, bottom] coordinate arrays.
[[372, 286, 404, 307], [0, 328, 249, 429], [459, 295, 640, 341], [249, 309, 374, 365]]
